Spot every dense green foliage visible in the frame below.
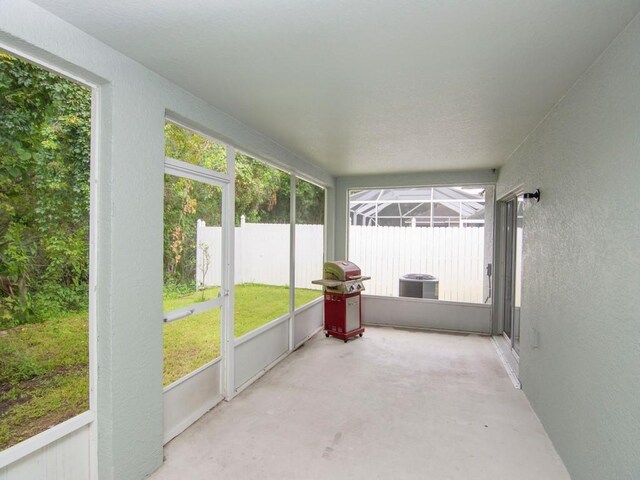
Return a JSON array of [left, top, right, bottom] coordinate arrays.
[[0, 53, 91, 326], [164, 123, 324, 226], [163, 172, 223, 291]]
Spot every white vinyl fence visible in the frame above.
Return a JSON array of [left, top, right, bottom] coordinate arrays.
[[349, 226, 485, 303], [196, 221, 484, 303], [196, 219, 324, 290]]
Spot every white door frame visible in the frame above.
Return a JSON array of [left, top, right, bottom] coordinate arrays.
[[163, 151, 235, 400], [493, 186, 523, 361]]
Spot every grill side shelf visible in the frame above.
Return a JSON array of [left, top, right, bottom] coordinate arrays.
[[311, 279, 342, 287], [311, 277, 370, 288]]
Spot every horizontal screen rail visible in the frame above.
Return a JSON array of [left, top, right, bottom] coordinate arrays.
[[164, 308, 195, 323], [163, 293, 226, 323]]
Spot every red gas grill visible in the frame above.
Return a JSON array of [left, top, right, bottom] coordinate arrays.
[[312, 261, 370, 342]]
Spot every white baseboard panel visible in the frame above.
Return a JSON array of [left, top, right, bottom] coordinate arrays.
[[362, 295, 492, 334], [163, 360, 223, 445], [294, 299, 323, 347]]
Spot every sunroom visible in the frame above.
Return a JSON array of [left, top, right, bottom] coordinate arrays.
[[0, 1, 639, 479]]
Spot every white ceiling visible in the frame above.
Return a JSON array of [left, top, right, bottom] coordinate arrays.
[[32, 0, 640, 176]]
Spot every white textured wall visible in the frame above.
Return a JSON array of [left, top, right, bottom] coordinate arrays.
[[0, 2, 333, 479], [497, 13, 640, 480]]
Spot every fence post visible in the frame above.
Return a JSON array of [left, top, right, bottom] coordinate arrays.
[[236, 215, 245, 285], [196, 219, 204, 288]]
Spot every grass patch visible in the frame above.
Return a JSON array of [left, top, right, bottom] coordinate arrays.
[[235, 283, 322, 338], [0, 313, 89, 449], [162, 284, 321, 385], [0, 284, 322, 450]]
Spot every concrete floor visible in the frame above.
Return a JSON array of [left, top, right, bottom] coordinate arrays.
[[151, 327, 569, 480]]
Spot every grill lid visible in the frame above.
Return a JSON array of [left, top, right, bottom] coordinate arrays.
[[312, 260, 369, 293], [323, 261, 361, 281]]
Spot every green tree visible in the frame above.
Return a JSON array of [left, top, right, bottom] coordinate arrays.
[[0, 53, 91, 326], [234, 152, 290, 224]]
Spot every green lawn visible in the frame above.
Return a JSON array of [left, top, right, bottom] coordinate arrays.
[[0, 284, 322, 450]]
